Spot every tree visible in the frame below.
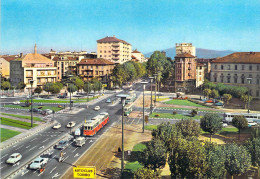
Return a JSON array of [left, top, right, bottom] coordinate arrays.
[[139, 139, 167, 171], [245, 137, 260, 176], [200, 113, 223, 142], [203, 88, 211, 98], [50, 83, 61, 94], [134, 167, 161, 179], [1, 81, 11, 90], [168, 138, 208, 178], [73, 77, 84, 91], [175, 119, 201, 138], [83, 82, 93, 101], [223, 94, 232, 104], [240, 95, 252, 109], [91, 79, 102, 95], [43, 82, 53, 97], [204, 141, 226, 178], [190, 109, 198, 117], [67, 84, 77, 93], [17, 82, 26, 89], [224, 144, 251, 179], [34, 86, 43, 98], [210, 89, 219, 99], [111, 64, 127, 87], [232, 115, 248, 139], [123, 61, 137, 82], [55, 82, 63, 90]]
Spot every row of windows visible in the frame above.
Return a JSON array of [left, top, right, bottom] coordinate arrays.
[[214, 76, 260, 84], [214, 64, 260, 71]]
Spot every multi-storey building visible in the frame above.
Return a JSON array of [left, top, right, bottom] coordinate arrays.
[[49, 49, 97, 60], [10, 44, 57, 90], [97, 36, 132, 64], [131, 49, 146, 63], [53, 56, 81, 81], [77, 58, 115, 85], [174, 53, 197, 92], [0, 56, 19, 78], [196, 64, 205, 88], [210, 52, 260, 99], [176, 43, 196, 56], [196, 58, 214, 79]]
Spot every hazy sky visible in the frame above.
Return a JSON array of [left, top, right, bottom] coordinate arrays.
[[1, 0, 260, 55]]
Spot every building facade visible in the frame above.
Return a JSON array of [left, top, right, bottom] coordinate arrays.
[[210, 52, 260, 99], [0, 56, 18, 78], [176, 43, 196, 56], [48, 50, 97, 60], [196, 64, 205, 88], [131, 49, 146, 63], [10, 44, 57, 90], [77, 58, 115, 84], [174, 53, 197, 92], [97, 36, 132, 64]]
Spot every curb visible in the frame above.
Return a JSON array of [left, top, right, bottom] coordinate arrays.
[[157, 107, 223, 113]]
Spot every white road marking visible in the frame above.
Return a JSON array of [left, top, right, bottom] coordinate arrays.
[[21, 170, 29, 176], [39, 145, 45, 149], [49, 166, 56, 174], [29, 146, 37, 151], [0, 165, 6, 170], [1, 154, 8, 159], [89, 140, 93, 143], [72, 147, 78, 153], [63, 156, 69, 161], [42, 138, 49, 143], [52, 172, 60, 178], [12, 145, 17, 148], [53, 155, 56, 159], [30, 138, 37, 142], [33, 169, 38, 174], [15, 145, 24, 151], [25, 145, 31, 149], [74, 153, 79, 158], [38, 171, 44, 176]]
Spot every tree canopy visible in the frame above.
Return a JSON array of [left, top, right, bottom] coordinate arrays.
[[175, 119, 201, 138]]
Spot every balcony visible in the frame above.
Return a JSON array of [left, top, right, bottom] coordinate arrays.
[[112, 44, 119, 47], [112, 57, 120, 61], [188, 73, 192, 76], [188, 67, 191, 70]]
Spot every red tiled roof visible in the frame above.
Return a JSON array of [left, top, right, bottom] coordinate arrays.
[[78, 58, 115, 65], [132, 49, 141, 53], [211, 52, 260, 64], [175, 53, 196, 58], [2, 56, 17, 62], [52, 57, 78, 61], [97, 36, 131, 45]]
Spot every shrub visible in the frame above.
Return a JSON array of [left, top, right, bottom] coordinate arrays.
[[155, 114, 160, 117], [173, 111, 177, 115]]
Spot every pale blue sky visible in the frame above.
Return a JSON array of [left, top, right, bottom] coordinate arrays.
[[1, 0, 260, 54]]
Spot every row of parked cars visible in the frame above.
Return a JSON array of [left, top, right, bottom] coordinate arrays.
[[52, 121, 76, 129], [29, 108, 53, 115]]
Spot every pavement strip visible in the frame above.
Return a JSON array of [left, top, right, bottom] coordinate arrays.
[[72, 147, 78, 153], [29, 146, 37, 151], [15, 145, 24, 151], [49, 166, 57, 174], [25, 145, 31, 149], [1, 154, 8, 159]]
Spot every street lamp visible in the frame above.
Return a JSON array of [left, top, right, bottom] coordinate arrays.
[[247, 77, 252, 113], [149, 77, 154, 113], [116, 94, 129, 175], [153, 74, 158, 106], [140, 81, 148, 133], [68, 75, 73, 110], [29, 80, 34, 127]]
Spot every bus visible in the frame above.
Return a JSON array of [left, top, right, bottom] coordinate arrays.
[[124, 103, 133, 116], [224, 112, 260, 123], [125, 92, 136, 104], [82, 112, 109, 136]]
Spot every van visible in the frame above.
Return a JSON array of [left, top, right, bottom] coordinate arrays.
[[75, 137, 85, 147]]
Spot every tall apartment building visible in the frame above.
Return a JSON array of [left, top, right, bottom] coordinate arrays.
[[97, 36, 132, 64], [210, 52, 260, 99], [10, 44, 57, 90], [174, 53, 197, 92], [77, 58, 115, 85], [176, 43, 196, 56], [49, 49, 97, 60]]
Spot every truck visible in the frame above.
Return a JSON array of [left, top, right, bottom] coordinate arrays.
[[75, 137, 86, 147], [29, 157, 48, 169]]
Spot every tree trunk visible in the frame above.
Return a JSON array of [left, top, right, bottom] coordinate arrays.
[[239, 128, 240, 140], [210, 134, 212, 142]]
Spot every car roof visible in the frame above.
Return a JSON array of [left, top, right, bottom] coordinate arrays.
[[34, 157, 43, 161], [11, 153, 20, 156]]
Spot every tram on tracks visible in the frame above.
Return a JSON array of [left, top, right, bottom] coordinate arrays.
[[83, 112, 109, 136], [224, 112, 260, 123]]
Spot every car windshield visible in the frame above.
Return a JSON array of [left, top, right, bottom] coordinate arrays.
[[35, 161, 40, 163], [11, 156, 16, 158], [59, 141, 65, 144]]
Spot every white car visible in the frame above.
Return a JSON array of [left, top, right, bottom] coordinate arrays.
[[52, 123, 61, 129], [248, 121, 257, 126], [13, 101, 21, 105], [67, 121, 76, 128], [222, 123, 228, 127], [6, 153, 22, 164], [94, 106, 100, 111], [29, 157, 48, 169]]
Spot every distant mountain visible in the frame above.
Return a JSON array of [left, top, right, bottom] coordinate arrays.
[[145, 48, 235, 59]]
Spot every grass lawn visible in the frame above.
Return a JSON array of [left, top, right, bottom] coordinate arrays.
[[150, 112, 201, 120], [153, 97, 169, 102], [202, 127, 255, 135], [161, 107, 219, 113], [125, 161, 143, 173], [20, 96, 99, 103], [132, 143, 147, 152], [144, 125, 158, 131], [0, 117, 38, 129], [165, 99, 208, 108], [3, 105, 62, 112], [1, 113, 44, 122], [1, 128, 21, 142]]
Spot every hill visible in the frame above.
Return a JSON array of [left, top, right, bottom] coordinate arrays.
[[145, 48, 235, 59]]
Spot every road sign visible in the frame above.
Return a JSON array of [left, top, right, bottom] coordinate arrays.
[[145, 115, 149, 124], [73, 166, 96, 178]]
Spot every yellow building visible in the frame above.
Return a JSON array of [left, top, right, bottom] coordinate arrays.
[[97, 36, 132, 64], [131, 49, 146, 63], [0, 58, 10, 78], [10, 44, 57, 90]]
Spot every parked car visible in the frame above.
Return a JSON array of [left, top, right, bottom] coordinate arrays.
[[55, 140, 69, 150], [94, 106, 100, 111], [222, 123, 228, 127], [6, 153, 22, 164], [29, 157, 48, 169], [29, 108, 42, 113], [215, 102, 224, 106], [13, 101, 20, 105], [52, 123, 61, 129], [106, 98, 111, 103], [67, 121, 76, 128], [75, 137, 86, 147], [248, 121, 257, 127], [43, 109, 53, 115]]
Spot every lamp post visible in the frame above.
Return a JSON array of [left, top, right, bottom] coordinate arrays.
[[29, 80, 34, 127], [140, 81, 148, 133], [247, 77, 252, 113], [116, 94, 129, 175], [68, 75, 73, 110], [153, 74, 158, 106], [149, 77, 154, 113]]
